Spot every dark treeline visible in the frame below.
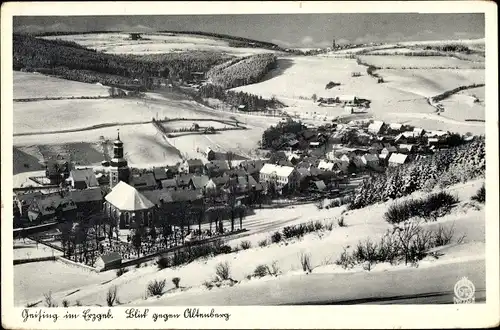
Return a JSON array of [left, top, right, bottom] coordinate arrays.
[[13, 34, 230, 87], [197, 84, 285, 111], [159, 30, 283, 50], [207, 54, 278, 89]]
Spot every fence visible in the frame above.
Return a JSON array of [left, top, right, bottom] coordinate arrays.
[[118, 228, 248, 269], [14, 256, 57, 265]]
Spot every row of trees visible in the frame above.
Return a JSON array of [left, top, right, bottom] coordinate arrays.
[[197, 84, 284, 111], [349, 136, 485, 210], [207, 54, 278, 89]]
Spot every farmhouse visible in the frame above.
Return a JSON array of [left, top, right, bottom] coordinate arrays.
[[152, 167, 168, 182], [368, 121, 385, 134], [388, 153, 409, 167], [361, 154, 379, 169], [27, 194, 77, 223], [398, 144, 415, 154], [381, 146, 398, 154], [104, 181, 156, 229], [14, 191, 43, 218], [67, 169, 99, 190], [130, 173, 157, 190], [259, 164, 299, 191], [189, 175, 210, 191], [204, 160, 230, 177], [160, 179, 178, 190], [180, 159, 204, 174], [388, 123, 404, 133], [66, 187, 103, 214]]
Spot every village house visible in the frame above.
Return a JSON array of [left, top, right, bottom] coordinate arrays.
[[259, 164, 299, 192], [67, 169, 99, 190], [368, 121, 385, 134], [14, 191, 43, 219], [130, 172, 157, 191], [205, 147, 216, 161], [188, 175, 210, 191], [204, 160, 230, 177], [160, 178, 178, 190], [368, 142, 384, 154], [66, 187, 104, 216], [388, 153, 409, 167], [398, 144, 416, 154], [413, 127, 426, 137], [179, 159, 204, 174], [152, 167, 168, 182], [388, 123, 404, 133], [351, 156, 366, 169], [318, 160, 335, 172], [27, 194, 77, 223], [381, 145, 398, 155], [361, 153, 380, 169]]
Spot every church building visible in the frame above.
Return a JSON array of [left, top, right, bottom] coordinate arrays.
[[109, 132, 130, 188]]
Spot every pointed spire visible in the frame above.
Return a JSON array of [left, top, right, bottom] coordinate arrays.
[[117, 129, 120, 141]]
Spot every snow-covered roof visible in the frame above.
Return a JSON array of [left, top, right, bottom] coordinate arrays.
[[190, 175, 210, 189], [318, 160, 334, 171], [313, 180, 327, 191], [389, 123, 403, 130], [69, 169, 99, 187], [368, 121, 384, 132], [338, 95, 357, 102], [388, 153, 408, 164], [260, 164, 295, 177], [105, 181, 155, 211]]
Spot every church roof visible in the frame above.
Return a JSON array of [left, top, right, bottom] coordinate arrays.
[[105, 181, 154, 211]]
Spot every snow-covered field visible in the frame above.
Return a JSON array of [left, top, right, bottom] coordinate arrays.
[[42, 33, 279, 57], [14, 72, 110, 99], [14, 239, 63, 260], [14, 179, 485, 306], [231, 55, 485, 134], [358, 55, 484, 69]]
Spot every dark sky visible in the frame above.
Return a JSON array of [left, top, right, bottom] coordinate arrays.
[[14, 14, 484, 47]]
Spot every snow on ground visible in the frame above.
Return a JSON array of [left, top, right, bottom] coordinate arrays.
[[13, 123, 183, 172], [42, 33, 279, 57], [13, 97, 221, 135], [14, 72, 110, 99], [12, 170, 45, 188], [378, 69, 485, 98], [14, 260, 115, 305], [358, 55, 484, 69], [14, 178, 484, 306], [14, 239, 64, 260]]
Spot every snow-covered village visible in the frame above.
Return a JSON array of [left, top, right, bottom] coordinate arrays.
[[7, 10, 492, 313]]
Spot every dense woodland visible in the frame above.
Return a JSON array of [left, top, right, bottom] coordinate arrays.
[[13, 34, 230, 86], [349, 136, 485, 209], [207, 54, 278, 89], [196, 84, 284, 111]]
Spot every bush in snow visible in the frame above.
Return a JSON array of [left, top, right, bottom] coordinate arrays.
[[253, 265, 269, 278], [147, 279, 166, 297], [384, 191, 458, 224], [62, 300, 69, 308], [172, 277, 181, 289], [157, 256, 170, 270], [258, 239, 269, 247], [240, 240, 252, 250], [215, 261, 231, 281], [471, 184, 485, 203], [337, 217, 346, 227], [271, 231, 282, 243]]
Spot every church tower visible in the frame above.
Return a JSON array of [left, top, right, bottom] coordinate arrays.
[[109, 131, 130, 188]]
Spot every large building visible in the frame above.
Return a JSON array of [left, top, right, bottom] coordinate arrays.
[[109, 132, 130, 188]]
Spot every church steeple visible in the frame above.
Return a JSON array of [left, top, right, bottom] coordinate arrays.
[[109, 129, 129, 188]]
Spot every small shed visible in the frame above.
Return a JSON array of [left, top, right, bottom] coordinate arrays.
[[95, 252, 122, 271]]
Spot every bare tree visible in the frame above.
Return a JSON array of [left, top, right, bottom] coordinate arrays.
[[226, 151, 235, 170]]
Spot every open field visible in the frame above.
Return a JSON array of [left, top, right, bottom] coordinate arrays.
[[42, 33, 280, 57], [378, 69, 485, 97], [14, 71, 110, 99], [358, 55, 484, 69], [14, 179, 484, 306]]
